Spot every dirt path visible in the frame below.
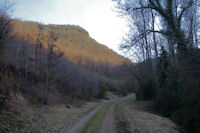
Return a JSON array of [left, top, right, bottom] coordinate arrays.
[[67, 104, 103, 133], [65, 94, 178, 133], [99, 103, 116, 133]]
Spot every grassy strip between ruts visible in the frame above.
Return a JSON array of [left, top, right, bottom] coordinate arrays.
[[81, 103, 111, 133], [114, 94, 136, 133]]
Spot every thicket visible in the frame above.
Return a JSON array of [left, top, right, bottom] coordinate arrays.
[[0, 14, 109, 105], [115, 0, 200, 132], [153, 47, 200, 133]]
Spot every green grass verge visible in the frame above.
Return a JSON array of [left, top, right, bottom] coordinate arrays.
[[114, 95, 135, 120], [114, 94, 136, 116], [114, 102, 126, 117], [81, 104, 111, 133], [114, 94, 136, 133]]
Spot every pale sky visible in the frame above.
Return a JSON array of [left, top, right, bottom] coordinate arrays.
[[9, 0, 128, 54]]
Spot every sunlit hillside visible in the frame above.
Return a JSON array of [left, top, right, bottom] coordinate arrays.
[[11, 20, 131, 66]]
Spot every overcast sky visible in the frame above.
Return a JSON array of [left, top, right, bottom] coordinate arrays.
[[9, 0, 128, 53]]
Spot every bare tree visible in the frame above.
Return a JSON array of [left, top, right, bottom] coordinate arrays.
[[150, 9, 158, 59], [0, 14, 10, 52], [0, 0, 12, 75], [115, 0, 199, 60], [0, 0, 13, 16], [41, 31, 63, 104], [34, 24, 44, 74]]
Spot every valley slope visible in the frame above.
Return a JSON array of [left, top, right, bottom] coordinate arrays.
[[11, 20, 131, 66]]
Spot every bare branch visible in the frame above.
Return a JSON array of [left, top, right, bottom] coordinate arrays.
[[177, 1, 193, 27]]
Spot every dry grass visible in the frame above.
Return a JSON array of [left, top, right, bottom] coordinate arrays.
[[0, 89, 102, 133], [126, 101, 180, 133], [40, 100, 101, 132], [0, 93, 49, 133]]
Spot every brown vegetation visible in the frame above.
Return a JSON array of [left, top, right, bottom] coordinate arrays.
[[10, 20, 132, 66]]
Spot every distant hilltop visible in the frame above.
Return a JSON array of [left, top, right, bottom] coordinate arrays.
[[11, 20, 133, 66]]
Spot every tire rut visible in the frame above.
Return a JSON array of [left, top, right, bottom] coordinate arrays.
[[99, 104, 116, 133], [67, 104, 103, 133]]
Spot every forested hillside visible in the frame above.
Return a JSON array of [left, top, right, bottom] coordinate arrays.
[[11, 20, 131, 66]]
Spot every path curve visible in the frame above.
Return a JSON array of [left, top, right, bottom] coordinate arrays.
[[99, 103, 116, 133], [67, 104, 103, 133]]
